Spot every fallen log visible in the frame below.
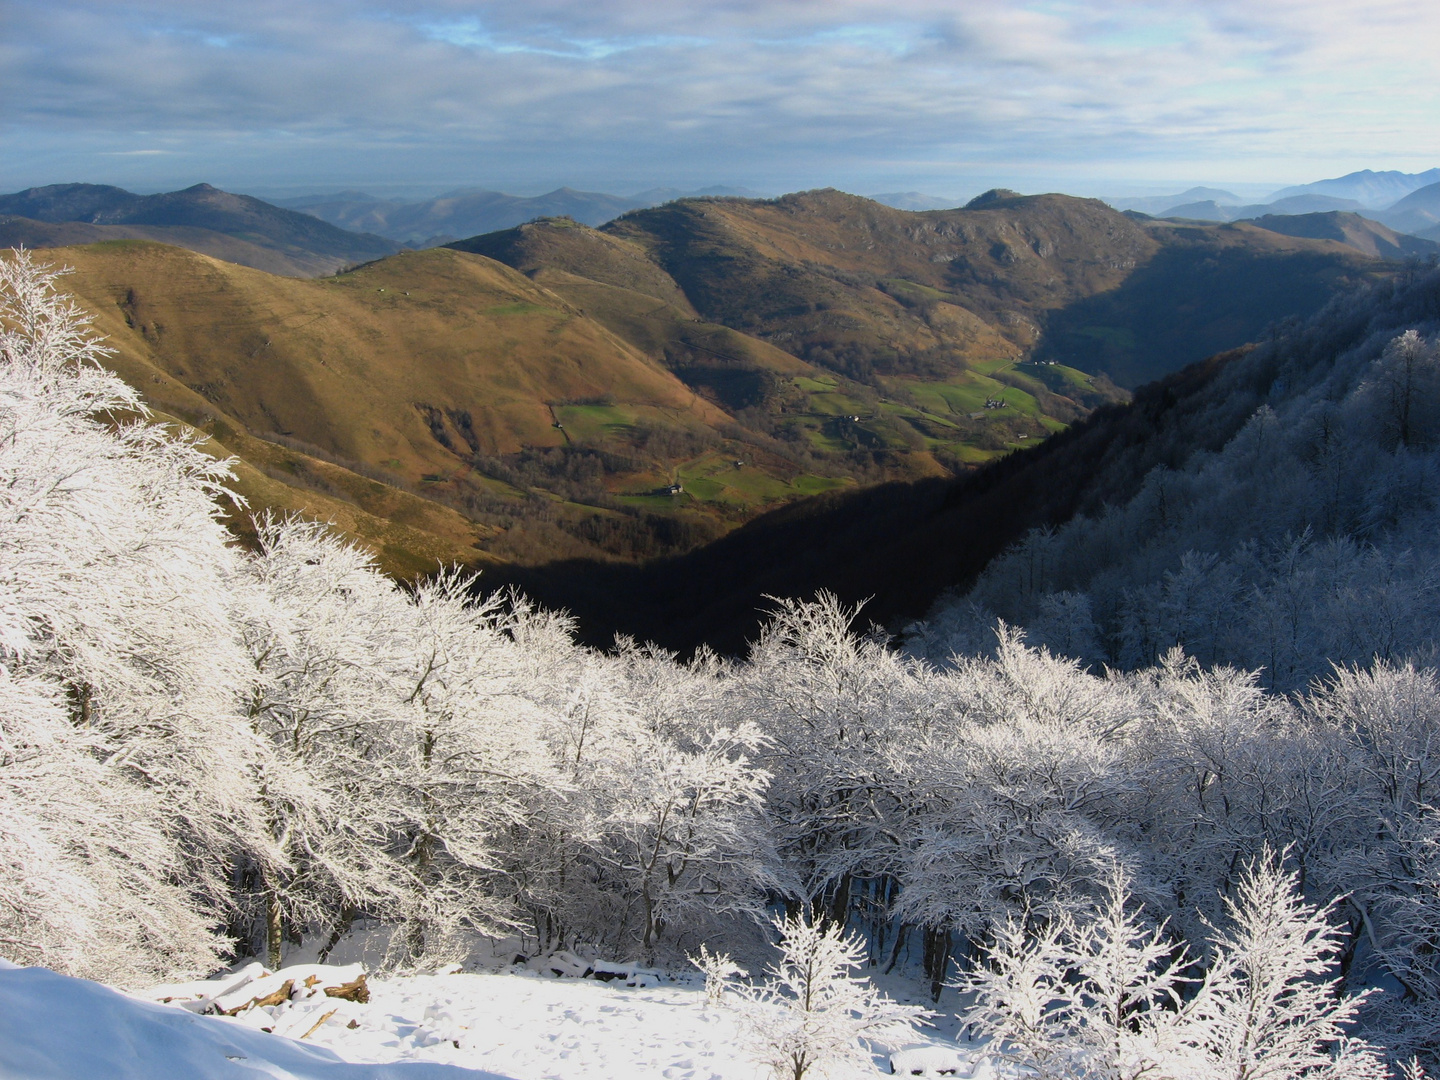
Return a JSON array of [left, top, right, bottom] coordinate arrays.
[[300, 1008, 338, 1040], [323, 974, 369, 1003], [225, 979, 294, 1015]]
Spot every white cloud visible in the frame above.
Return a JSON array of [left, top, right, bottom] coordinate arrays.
[[2, 0, 1437, 192]]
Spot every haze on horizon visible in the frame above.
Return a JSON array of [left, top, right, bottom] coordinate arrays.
[[3, 0, 1438, 201]]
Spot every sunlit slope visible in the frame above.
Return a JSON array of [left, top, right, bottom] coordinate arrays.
[[450, 216, 1122, 478], [50, 241, 719, 472], [167, 408, 505, 578], [34, 241, 851, 565]]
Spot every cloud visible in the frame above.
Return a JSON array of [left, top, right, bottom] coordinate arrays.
[[2, 0, 1438, 193]]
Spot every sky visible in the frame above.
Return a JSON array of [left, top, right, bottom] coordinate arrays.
[[3, 0, 1439, 201]]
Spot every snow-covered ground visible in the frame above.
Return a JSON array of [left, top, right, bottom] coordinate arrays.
[[0, 957, 986, 1080]]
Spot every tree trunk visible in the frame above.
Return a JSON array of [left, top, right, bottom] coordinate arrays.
[[265, 883, 284, 971], [317, 905, 356, 965], [828, 873, 851, 930]]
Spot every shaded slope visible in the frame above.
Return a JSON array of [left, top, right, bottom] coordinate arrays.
[[487, 264, 1440, 656], [0, 183, 398, 273], [1034, 221, 1375, 386], [604, 189, 1152, 382], [484, 346, 1252, 654], [589, 189, 1377, 390]]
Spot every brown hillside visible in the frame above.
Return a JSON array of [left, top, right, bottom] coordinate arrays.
[[13, 190, 1386, 582], [28, 242, 877, 567], [596, 190, 1376, 388], [602, 189, 1156, 380], [0, 218, 353, 277], [48, 242, 719, 473], [448, 214, 1124, 480], [1243, 211, 1440, 261]]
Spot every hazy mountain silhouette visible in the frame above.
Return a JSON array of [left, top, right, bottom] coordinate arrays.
[[0, 182, 394, 275], [1268, 168, 1440, 208]]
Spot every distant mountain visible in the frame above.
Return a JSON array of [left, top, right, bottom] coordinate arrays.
[[1267, 168, 1440, 209], [0, 216, 359, 278], [1373, 181, 1440, 237], [1261, 194, 1368, 215], [628, 185, 768, 203], [1160, 194, 1366, 222], [1242, 212, 1440, 260], [1158, 200, 1231, 222], [283, 187, 641, 246], [281, 185, 771, 246], [869, 192, 959, 211], [0, 183, 398, 273], [1108, 188, 1241, 215]]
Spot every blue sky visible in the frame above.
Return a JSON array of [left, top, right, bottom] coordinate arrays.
[[3, 0, 1438, 199]]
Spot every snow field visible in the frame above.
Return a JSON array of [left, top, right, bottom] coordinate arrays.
[[127, 960, 977, 1080], [0, 963, 490, 1079]]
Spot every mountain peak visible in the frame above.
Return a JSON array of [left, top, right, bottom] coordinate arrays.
[[965, 189, 1023, 209]]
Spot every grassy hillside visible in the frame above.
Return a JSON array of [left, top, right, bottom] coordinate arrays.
[[0, 216, 353, 278], [39, 241, 968, 565], [484, 345, 1255, 654], [14, 188, 1394, 584], [595, 189, 1380, 391], [452, 211, 1127, 478]]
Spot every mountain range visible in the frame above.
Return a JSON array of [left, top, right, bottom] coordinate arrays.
[[0, 183, 398, 274], [11, 183, 1395, 587], [1266, 167, 1440, 208], [1379, 181, 1440, 239], [275, 185, 765, 246], [1109, 169, 1440, 244]]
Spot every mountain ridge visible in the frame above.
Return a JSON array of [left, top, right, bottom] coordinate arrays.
[[1267, 167, 1440, 208], [0, 183, 399, 275]]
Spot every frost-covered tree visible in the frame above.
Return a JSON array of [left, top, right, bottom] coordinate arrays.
[[963, 866, 1199, 1080], [1190, 851, 1384, 1080], [235, 515, 420, 968], [738, 593, 945, 916], [691, 943, 747, 1006], [599, 718, 772, 957], [965, 855, 1382, 1080], [387, 572, 554, 962], [728, 915, 927, 1080], [0, 250, 265, 984]]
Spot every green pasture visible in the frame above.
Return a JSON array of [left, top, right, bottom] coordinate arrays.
[[485, 301, 560, 318], [552, 402, 640, 442]]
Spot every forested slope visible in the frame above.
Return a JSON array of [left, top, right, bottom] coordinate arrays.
[[7, 250, 1440, 1072], [496, 266, 1440, 656], [920, 264, 1440, 688]]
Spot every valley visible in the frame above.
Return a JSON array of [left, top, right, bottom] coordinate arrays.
[[19, 186, 1393, 593]]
